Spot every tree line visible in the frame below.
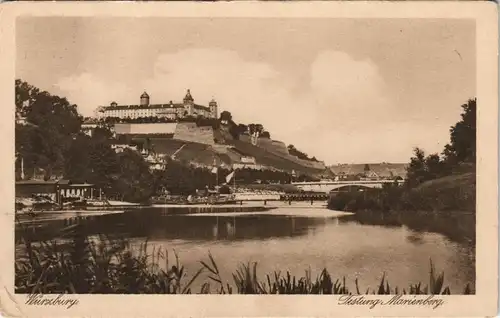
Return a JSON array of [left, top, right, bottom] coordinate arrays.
[[219, 110, 271, 139]]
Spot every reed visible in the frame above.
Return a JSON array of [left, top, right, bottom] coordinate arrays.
[[15, 231, 473, 295]]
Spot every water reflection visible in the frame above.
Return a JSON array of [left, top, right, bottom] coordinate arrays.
[[17, 208, 342, 243], [338, 210, 475, 246], [15, 207, 475, 293]]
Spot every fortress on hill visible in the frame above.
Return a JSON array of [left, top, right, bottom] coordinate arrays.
[[86, 88, 328, 176], [96, 89, 218, 120]]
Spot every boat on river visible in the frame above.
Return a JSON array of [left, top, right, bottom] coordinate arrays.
[[151, 194, 238, 205]]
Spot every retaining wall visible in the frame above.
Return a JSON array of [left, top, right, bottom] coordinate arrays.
[[114, 123, 178, 135], [173, 123, 215, 145]]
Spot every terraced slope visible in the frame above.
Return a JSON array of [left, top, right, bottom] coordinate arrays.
[[131, 136, 328, 176], [134, 137, 232, 166], [229, 139, 327, 176]]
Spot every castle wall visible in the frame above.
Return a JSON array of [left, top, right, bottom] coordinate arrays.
[[114, 123, 178, 135], [173, 122, 215, 145]]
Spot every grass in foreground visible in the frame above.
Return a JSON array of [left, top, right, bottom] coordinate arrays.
[[15, 229, 473, 295]]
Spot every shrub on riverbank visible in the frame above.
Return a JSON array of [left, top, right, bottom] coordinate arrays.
[[327, 173, 476, 244], [15, 226, 473, 294], [328, 172, 475, 213]]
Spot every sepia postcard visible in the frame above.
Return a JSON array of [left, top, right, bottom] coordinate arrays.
[[0, 1, 498, 317]]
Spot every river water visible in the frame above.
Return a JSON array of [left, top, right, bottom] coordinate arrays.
[[16, 206, 475, 294]]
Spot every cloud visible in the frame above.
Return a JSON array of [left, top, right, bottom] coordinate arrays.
[[56, 48, 421, 164], [309, 51, 394, 127], [55, 73, 131, 117], [141, 48, 318, 144]]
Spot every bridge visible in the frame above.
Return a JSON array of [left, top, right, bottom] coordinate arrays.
[[291, 179, 404, 193]]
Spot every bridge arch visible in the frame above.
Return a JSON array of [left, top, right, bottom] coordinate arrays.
[[328, 184, 379, 193]]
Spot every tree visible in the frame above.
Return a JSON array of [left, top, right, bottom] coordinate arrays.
[[442, 98, 476, 166], [405, 147, 428, 188], [248, 124, 256, 135], [255, 124, 264, 134], [15, 79, 83, 178], [111, 149, 155, 202], [364, 164, 370, 172], [425, 153, 446, 180], [219, 111, 232, 123], [287, 144, 314, 161], [64, 134, 93, 182], [260, 131, 271, 138], [405, 149, 448, 188], [237, 124, 248, 135]]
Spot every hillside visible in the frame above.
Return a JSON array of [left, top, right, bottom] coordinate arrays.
[[229, 139, 329, 176], [132, 137, 232, 166], [130, 135, 330, 177], [410, 172, 476, 212], [117, 121, 330, 177]]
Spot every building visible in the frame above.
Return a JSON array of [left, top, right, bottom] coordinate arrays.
[[15, 115, 28, 126], [111, 144, 138, 153], [142, 151, 167, 171], [16, 179, 96, 203], [81, 120, 99, 137], [96, 89, 218, 120]]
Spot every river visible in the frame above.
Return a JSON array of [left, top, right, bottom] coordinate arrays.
[[15, 206, 475, 294]]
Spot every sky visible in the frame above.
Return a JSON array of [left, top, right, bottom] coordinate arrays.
[[16, 17, 476, 165]]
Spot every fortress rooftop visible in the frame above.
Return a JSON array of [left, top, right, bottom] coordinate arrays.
[[100, 103, 210, 112]]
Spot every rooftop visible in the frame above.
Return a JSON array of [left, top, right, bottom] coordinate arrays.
[[100, 103, 210, 112], [99, 89, 212, 112]]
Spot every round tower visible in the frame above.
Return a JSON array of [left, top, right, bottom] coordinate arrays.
[[183, 89, 194, 116], [209, 98, 218, 119], [140, 91, 150, 106]]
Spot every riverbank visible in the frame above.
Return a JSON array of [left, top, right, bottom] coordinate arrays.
[[327, 173, 476, 244]]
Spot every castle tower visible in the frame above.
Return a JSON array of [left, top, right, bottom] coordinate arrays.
[[209, 98, 218, 119], [183, 89, 194, 116], [140, 91, 150, 106]]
